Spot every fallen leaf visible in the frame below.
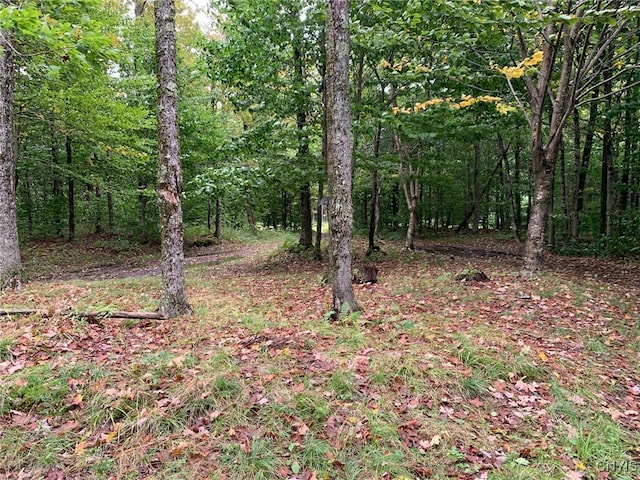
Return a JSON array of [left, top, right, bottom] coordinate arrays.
[[74, 440, 87, 455]]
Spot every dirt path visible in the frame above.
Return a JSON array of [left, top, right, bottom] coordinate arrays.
[[36, 241, 281, 282], [30, 235, 639, 291]]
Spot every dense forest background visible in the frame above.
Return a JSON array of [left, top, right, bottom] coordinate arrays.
[[5, 0, 640, 259]]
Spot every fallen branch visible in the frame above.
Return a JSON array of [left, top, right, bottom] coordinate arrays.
[[0, 309, 167, 320]]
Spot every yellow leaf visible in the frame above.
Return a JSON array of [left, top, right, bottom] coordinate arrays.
[[524, 50, 544, 67], [104, 424, 121, 443], [75, 440, 87, 455], [539, 351, 549, 362]]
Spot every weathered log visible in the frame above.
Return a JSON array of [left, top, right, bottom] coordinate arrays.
[[0, 309, 167, 320]]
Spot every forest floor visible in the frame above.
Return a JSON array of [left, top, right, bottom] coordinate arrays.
[[1, 232, 639, 480]]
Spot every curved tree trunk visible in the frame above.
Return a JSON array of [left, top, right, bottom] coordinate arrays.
[[325, 0, 359, 317], [155, 0, 191, 317], [0, 18, 22, 290]]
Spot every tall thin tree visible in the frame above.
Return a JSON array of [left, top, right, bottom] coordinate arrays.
[[325, 0, 359, 317], [0, 3, 22, 289], [155, 0, 191, 317]]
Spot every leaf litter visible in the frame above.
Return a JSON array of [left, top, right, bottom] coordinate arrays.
[[0, 235, 638, 479]]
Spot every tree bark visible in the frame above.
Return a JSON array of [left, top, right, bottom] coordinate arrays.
[[367, 123, 382, 255], [155, 0, 191, 317], [522, 147, 554, 275], [107, 191, 115, 234], [315, 179, 324, 260], [472, 142, 481, 233], [214, 196, 222, 239], [325, 0, 359, 317], [66, 135, 75, 241], [95, 185, 104, 234], [0, 17, 22, 290], [299, 182, 313, 248]]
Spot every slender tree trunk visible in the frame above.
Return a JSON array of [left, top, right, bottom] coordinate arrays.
[[472, 142, 481, 233], [107, 191, 114, 233], [620, 107, 633, 215], [570, 89, 598, 240], [547, 154, 556, 249], [51, 125, 63, 236], [402, 173, 420, 251], [315, 179, 324, 260], [498, 135, 520, 241], [299, 183, 313, 248], [66, 135, 75, 241], [514, 142, 522, 227], [155, 0, 191, 317], [138, 176, 149, 241], [23, 172, 33, 236], [367, 124, 382, 255], [282, 191, 288, 229], [559, 141, 570, 240], [325, 0, 359, 317], [600, 70, 614, 238], [214, 196, 222, 239], [95, 186, 104, 234], [0, 18, 22, 289]]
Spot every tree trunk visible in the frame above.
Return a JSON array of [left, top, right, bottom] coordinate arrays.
[[600, 70, 614, 238], [472, 142, 481, 233], [367, 169, 380, 254], [559, 141, 570, 240], [66, 135, 75, 241], [315, 179, 324, 260], [498, 134, 520, 241], [51, 125, 63, 236], [214, 196, 222, 239], [367, 124, 382, 255], [620, 106, 634, 215], [402, 174, 420, 251], [95, 185, 104, 234], [299, 183, 313, 248], [107, 191, 115, 234], [282, 191, 289, 229], [155, 0, 191, 317], [514, 142, 522, 227], [325, 0, 359, 317], [0, 18, 22, 289], [522, 146, 555, 276]]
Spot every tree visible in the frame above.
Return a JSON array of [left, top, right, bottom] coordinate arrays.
[[495, 1, 640, 275], [325, 0, 359, 317], [1, 0, 115, 287], [0, 0, 21, 289], [155, 0, 191, 317]]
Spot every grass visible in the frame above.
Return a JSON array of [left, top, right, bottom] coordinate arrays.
[[1, 232, 639, 479]]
